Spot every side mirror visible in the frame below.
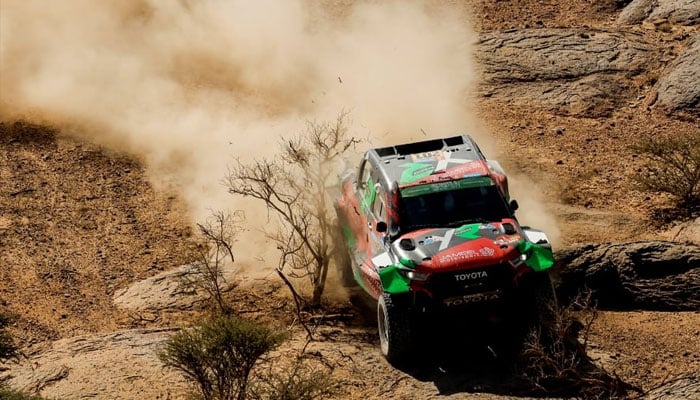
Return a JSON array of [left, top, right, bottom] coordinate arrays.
[[376, 221, 388, 233], [509, 199, 519, 212]]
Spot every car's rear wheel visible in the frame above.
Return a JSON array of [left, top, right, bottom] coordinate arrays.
[[377, 293, 413, 364]]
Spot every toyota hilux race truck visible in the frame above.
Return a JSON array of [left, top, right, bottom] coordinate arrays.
[[335, 135, 555, 364]]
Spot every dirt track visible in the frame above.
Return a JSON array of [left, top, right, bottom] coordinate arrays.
[[1, 1, 700, 399]]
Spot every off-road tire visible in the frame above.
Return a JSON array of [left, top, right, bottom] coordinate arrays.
[[532, 271, 557, 328], [505, 271, 558, 355], [513, 271, 558, 338], [377, 293, 413, 364]]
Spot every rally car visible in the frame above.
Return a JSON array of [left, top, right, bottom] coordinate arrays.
[[335, 135, 555, 363]]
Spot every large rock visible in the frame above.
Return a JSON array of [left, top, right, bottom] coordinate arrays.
[[644, 375, 700, 400], [555, 241, 700, 310], [476, 29, 653, 116], [1, 328, 187, 400], [619, 0, 700, 26], [618, 0, 654, 25], [653, 35, 700, 116], [113, 263, 237, 312], [663, 217, 700, 245]]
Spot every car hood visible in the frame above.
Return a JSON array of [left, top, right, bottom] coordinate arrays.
[[390, 219, 523, 270]]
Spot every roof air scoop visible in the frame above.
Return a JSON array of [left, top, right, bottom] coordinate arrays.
[[502, 223, 516, 235], [399, 238, 416, 251]]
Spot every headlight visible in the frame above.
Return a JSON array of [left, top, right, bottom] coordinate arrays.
[[406, 271, 430, 281]]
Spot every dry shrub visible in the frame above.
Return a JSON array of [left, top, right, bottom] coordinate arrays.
[[250, 352, 338, 400], [633, 133, 700, 219], [514, 292, 640, 399], [179, 211, 243, 314], [225, 113, 359, 307]]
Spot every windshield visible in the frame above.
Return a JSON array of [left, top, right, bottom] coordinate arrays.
[[398, 184, 512, 231]]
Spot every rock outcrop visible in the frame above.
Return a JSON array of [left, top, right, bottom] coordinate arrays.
[[653, 35, 700, 116], [555, 241, 700, 310], [619, 0, 700, 26], [113, 263, 237, 312], [2, 329, 186, 400], [476, 29, 653, 116]]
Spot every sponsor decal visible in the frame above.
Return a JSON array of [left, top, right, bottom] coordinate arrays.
[[445, 161, 489, 177], [360, 177, 376, 212], [453, 270, 488, 281], [399, 163, 435, 184], [444, 290, 501, 306], [439, 249, 478, 263], [438, 246, 496, 264], [454, 224, 481, 240], [479, 247, 495, 257], [494, 234, 522, 246], [399, 177, 495, 197], [421, 235, 443, 245]]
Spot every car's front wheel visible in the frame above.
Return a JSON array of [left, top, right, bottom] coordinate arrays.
[[377, 293, 413, 364]]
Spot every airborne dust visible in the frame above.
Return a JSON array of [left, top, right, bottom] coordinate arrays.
[[0, 0, 558, 268]]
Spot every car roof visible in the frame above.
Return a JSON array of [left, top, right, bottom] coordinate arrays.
[[366, 135, 492, 189]]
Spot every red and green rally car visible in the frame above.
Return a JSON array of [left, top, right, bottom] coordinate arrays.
[[335, 135, 555, 363]]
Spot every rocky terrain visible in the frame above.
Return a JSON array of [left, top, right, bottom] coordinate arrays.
[[1, 0, 699, 399]]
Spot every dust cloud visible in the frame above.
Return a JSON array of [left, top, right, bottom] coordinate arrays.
[[0, 0, 558, 257], [1, 0, 477, 215]]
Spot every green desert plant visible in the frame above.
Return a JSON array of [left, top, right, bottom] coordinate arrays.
[[158, 315, 286, 400], [0, 387, 49, 400]]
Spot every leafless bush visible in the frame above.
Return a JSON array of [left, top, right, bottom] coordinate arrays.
[[250, 351, 338, 400], [180, 211, 243, 314], [514, 291, 640, 399], [634, 133, 700, 217], [225, 112, 359, 307]]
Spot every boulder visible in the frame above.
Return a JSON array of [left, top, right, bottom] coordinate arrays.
[[654, 35, 700, 116], [555, 241, 700, 310], [619, 0, 700, 26], [650, 1, 700, 25], [1, 328, 186, 400], [113, 263, 237, 312], [618, 0, 654, 25], [476, 29, 653, 116]]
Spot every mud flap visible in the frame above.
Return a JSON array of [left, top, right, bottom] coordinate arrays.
[[518, 241, 555, 272], [378, 265, 410, 294]]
